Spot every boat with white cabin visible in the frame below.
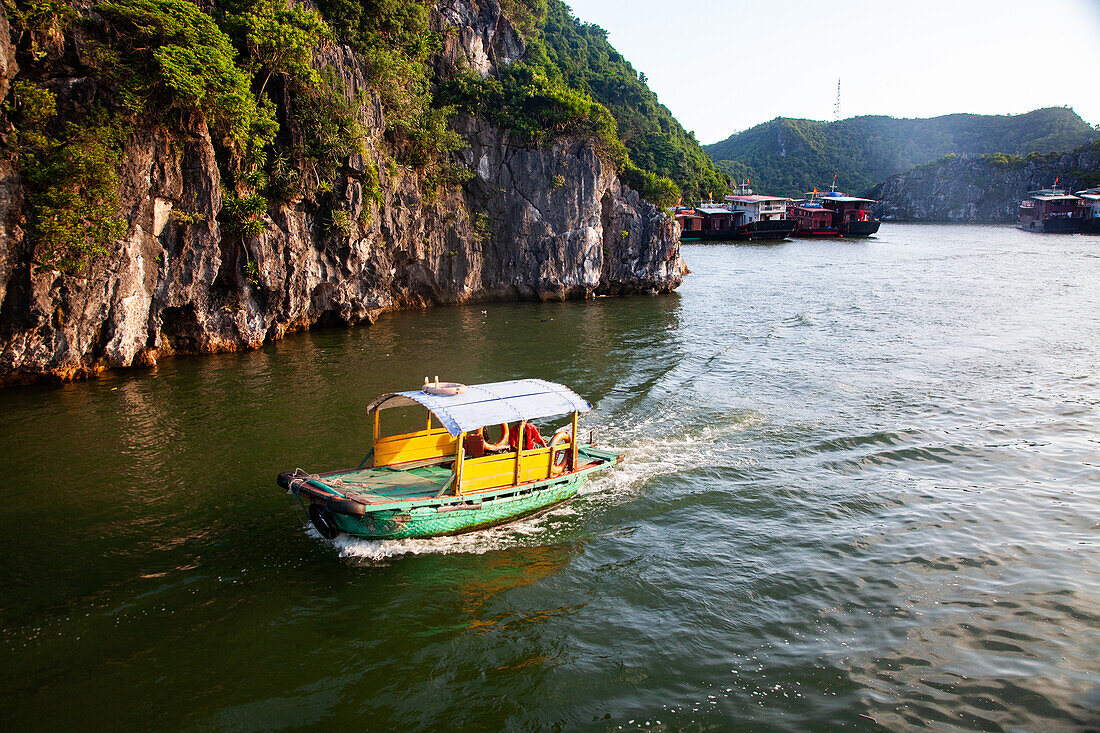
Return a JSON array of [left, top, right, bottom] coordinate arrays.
[[675, 181, 795, 241]]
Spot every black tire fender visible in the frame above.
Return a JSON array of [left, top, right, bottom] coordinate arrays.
[[308, 504, 341, 539]]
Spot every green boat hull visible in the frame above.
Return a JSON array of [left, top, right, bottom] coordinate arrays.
[[330, 473, 585, 540]]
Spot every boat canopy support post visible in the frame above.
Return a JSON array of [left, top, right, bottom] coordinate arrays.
[[455, 432, 466, 495], [372, 409, 380, 444], [514, 420, 526, 484], [571, 411, 579, 470]]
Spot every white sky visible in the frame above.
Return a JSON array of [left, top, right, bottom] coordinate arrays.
[[562, 0, 1100, 144]]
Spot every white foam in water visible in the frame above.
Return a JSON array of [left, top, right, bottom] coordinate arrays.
[[324, 499, 582, 561], [580, 412, 760, 501]]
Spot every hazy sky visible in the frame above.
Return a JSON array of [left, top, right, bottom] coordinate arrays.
[[562, 0, 1100, 144]]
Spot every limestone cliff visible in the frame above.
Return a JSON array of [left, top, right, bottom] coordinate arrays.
[[0, 0, 686, 385], [869, 143, 1100, 222]]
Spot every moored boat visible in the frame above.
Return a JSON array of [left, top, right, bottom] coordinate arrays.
[[1017, 185, 1084, 233], [1074, 187, 1100, 234], [675, 206, 704, 240], [723, 182, 797, 241], [277, 378, 621, 540], [790, 183, 880, 237], [787, 199, 837, 237], [674, 182, 794, 241]]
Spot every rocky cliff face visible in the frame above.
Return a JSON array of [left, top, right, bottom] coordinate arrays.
[[0, 0, 685, 385], [870, 144, 1100, 222]]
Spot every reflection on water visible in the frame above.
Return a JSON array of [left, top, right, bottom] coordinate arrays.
[[1, 224, 1099, 729]]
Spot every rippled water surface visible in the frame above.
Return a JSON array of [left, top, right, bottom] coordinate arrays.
[[2, 224, 1098, 730]]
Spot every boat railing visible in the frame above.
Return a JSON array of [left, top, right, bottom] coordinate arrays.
[[459, 442, 568, 493], [373, 425, 458, 467]]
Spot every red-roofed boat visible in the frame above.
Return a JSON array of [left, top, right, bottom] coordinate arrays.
[[789, 183, 880, 238], [1018, 185, 1084, 233]]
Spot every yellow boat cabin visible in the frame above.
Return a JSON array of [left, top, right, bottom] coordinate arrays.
[[277, 378, 621, 540]]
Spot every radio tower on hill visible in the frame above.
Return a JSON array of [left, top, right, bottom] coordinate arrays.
[[833, 78, 841, 120]]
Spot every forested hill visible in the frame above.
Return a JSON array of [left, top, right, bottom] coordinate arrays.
[[535, 1, 728, 202], [703, 108, 1098, 198], [440, 0, 728, 203]]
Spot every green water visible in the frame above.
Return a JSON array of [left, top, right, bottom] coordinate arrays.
[[1, 224, 1098, 730]]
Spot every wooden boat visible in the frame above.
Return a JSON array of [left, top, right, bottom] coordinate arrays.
[[789, 183, 880, 238], [675, 206, 704, 240], [674, 182, 795, 241], [277, 379, 621, 540], [1018, 185, 1084, 233], [1076, 187, 1100, 234], [787, 200, 838, 237]]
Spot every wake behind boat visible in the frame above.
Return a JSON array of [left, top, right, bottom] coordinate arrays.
[[278, 378, 621, 540]]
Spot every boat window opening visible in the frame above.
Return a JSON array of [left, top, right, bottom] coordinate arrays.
[[375, 405, 436, 440]]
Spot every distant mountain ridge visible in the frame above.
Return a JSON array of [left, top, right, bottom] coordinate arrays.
[[703, 108, 1098, 198]]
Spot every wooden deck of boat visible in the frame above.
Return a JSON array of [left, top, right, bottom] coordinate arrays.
[[314, 464, 453, 505]]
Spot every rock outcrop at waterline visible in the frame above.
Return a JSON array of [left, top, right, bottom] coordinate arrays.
[[0, 1, 686, 386], [868, 142, 1100, 222]]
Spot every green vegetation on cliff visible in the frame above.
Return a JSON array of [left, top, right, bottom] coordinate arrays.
[[5, 0, 361, 271], [705, 108, 1098, 197], [436, 0, 725, 206], [4, 80, 125, 271], [3, 0, 717, 272], [534, 0, 726, 203], [887, 138, 1100, 189], [311, 0, 723, 206], [868, 137, 1100, 222]]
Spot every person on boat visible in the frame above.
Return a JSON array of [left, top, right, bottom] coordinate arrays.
[[509, 422, 546, 451]]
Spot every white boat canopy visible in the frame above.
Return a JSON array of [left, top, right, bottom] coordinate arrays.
[[821, 196, 875, 203], [365, 379, 592, 437]]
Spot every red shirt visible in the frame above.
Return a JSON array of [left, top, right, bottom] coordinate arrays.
[[508, 423, 545, 451]]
